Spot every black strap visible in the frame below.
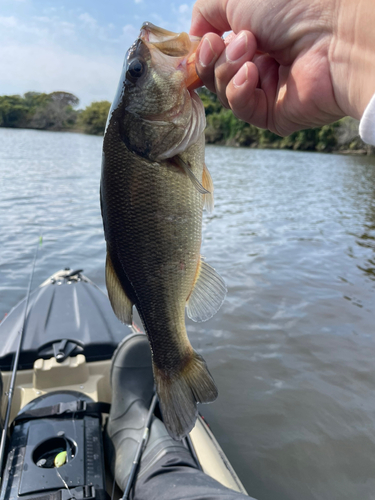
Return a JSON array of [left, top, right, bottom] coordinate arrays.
[[32, 485, 97, 500], [13, 400, 111, 425], [31, 491, 61, 500]]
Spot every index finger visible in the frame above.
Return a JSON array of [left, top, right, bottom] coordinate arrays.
[[190, 0, 231, 37]]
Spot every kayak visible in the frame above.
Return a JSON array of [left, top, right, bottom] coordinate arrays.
[[0, 269, 247, 499]]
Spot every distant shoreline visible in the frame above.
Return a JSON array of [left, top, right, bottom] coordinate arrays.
[[205, 141, 374, 156], [1, 90, 374, 155], [199, 88, 375, 156], [2, 125, 374, 157]]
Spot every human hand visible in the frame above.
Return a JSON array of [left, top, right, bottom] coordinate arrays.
[[190, 0, 375, 135]]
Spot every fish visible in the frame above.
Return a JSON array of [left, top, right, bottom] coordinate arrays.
[[100, 22, 226, 440]]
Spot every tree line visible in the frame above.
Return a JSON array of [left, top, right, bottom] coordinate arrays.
[[0, 92, 110, 135], [199, 88, 374, 155], [0, 90, 373, 154]]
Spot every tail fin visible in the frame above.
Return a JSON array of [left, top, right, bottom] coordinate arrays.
[[153, 351, 218, 440]]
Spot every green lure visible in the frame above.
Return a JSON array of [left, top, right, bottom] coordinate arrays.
[[54, 451, 67, 468]]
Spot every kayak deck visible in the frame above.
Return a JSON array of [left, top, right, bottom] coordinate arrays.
[[0, 270, 247, 496]]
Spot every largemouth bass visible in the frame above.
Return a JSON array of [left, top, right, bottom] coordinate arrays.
[[101, 22, 226, 440]]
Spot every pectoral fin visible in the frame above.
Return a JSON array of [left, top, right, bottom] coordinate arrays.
[[186, 257, 227, 322], [202, 164, 214, 213], [105, 251, 133, 324], [173, 156, 209, 195]]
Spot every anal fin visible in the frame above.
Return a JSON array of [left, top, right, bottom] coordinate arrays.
[[105, 251, 133, 324], [186, 257, 227, 322]]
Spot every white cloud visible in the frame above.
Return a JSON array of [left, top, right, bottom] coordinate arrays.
[[60, 21, 75, 36], [32, 16, 52, 23], [0, 10, 173, 107], [0, 14, 130, 107], [123, 23, 139, 41], [179, 4, 189, 14], [0, 16, 18, 28], [77, 13, 119, 43], [0, 42, 121, 107], [134, 0, 143, 4], [79, 12, 97, 30], [0, 15, 66, 39], [176, 3, 194, 33], [150, 3, 194, 34], [150, 12, 164, 25]]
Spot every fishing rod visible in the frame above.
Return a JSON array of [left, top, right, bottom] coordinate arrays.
[[0, 236, 42, 484], [121, 392, 158, 500]]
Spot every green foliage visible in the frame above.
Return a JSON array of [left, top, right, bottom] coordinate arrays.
[[198, 87, 223, 116], [23, 92, 50, 109], [78, 101, 111, 135], [317, 123, 338, 152], [199, 88, 368, 154], [0, 91, 110, 136], [0, 91, 79, 131], [200, 89, 284, 148], [0, 95, 29, 128]]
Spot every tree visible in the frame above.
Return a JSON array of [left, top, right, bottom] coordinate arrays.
[[29, 91, 79, 130], [78, 101, 111, 135], [49, 91, 79, 108], [0, 95, 29, 127]]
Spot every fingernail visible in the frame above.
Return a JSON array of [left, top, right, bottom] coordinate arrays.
[[233, 63, 248, 87], [226, 32, 247, 62], [199, 37, 215, 67]]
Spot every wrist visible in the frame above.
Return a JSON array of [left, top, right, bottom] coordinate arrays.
[[330, 0, 375, 119]]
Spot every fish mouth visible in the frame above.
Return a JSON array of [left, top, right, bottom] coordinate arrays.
[[139, 22, 203, 91]]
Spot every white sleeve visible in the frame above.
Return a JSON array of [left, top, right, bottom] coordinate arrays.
[[359, 93, 375, 146]]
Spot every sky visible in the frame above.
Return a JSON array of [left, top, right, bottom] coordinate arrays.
[[0, 0, 195, 107]]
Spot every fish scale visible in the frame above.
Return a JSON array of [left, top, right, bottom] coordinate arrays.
[[103, 130, 203, 365]]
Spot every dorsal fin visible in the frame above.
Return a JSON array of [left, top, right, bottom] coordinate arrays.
[[186, 257, 226, 322], [105, 251, 133, 324]]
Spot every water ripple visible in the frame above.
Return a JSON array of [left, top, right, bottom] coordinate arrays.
[[1, 130, 375, 499]]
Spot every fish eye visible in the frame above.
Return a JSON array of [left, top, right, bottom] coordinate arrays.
[[127, 58, 146, 82]]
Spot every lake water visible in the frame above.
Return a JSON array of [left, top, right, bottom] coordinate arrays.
[[1, 128, 375, 500]]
